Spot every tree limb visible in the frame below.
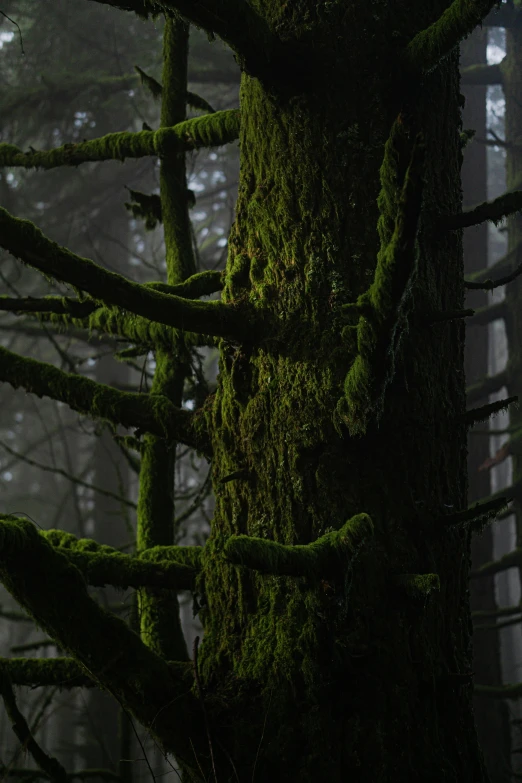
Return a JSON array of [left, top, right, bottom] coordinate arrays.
[[39, 529, 198, 590], [466, 299, 507, 327], [465, 244, 520, 286], [439, 496, 512, 533], [224, 513, 374, 577], [0, 671, 68, 783], [337, 123, 425, 437], [466, 368, 508, 404], [471, 547, 522, 579], [0, 110, 240, 169], [443, 189, 522, 230], [0, 296, 216, 351], [0, 515, 205, 767], [463, 395, 519, 427], [461, 62, 503, 85], [0, 344, 212, 456], [403, 0, 500, 75], [0, 207, 256, 342], [0, 657, 96, 688], [465, 255, 522, 290]]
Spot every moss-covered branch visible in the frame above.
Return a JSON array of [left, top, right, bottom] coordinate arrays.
[[145, 269, 224, 298], [471, 547, 522, 579], [465, 244, 519, 285], [0, 271, 224, 350], [140, 543, 203, 570], [403, 0, 499, 75], [0, 344, 211, 455], [475, 682, 522, 698], [0, 297, 218, 351], [467, 299, 508, 327], [0, 657, 95, 688], [0, 671, 68, 783], [0, 295, 98, 317], [224, 513, 373, 578], [472, 603, 522, 621], [0, 110, 240, 170], [466, 368, 508, 404], [0, 515, 205, 766], [461, 62, 503, 85], [0, 207, 255, 342], [336, 124, 424, 437], [465, 256, 522, 290], [439, 496, 513, 532], [463, 395, 518, 427], [443, 189, 522, 230], [40, 529, 198, 590]]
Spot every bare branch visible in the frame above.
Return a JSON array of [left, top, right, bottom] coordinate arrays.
[[0, 671, 68, 783]]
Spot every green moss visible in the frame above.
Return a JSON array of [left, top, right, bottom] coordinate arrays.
[[394, 573, 440, 598], [224, 513, 374, 577], [39, 529, 197, 590], [0, 657, 95, 688], [338, 126, 424, 436], [0, 111, 240, 170], [0, 343, 210, 453], [0, 515, 205, 769], [403, 0, 499, 75]]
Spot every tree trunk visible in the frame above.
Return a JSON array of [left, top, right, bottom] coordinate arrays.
[[462, 26, 512, 782], [195, 7, 488, 781]]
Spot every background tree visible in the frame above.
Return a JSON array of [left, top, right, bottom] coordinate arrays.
[[462, 20, 512, 782]]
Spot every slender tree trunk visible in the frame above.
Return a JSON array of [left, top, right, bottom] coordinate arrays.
[[83, 213, 133, 777], [499, 18, 522, 767]]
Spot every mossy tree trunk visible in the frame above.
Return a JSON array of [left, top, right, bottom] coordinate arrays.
[[1, 1, 518, 782]]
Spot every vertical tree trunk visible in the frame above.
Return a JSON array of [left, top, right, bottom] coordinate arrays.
[[194, 5, 489, 780], [83, 213, 133, 777], [462, 26, 512, 782]]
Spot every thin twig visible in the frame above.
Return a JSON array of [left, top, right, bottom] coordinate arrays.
[[0, 11, 24, 54]]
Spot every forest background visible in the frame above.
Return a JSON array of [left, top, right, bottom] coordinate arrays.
[[0, 0, 520, 781]]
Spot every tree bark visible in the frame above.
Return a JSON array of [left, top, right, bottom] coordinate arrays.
[[193, 4, 490, 780]]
